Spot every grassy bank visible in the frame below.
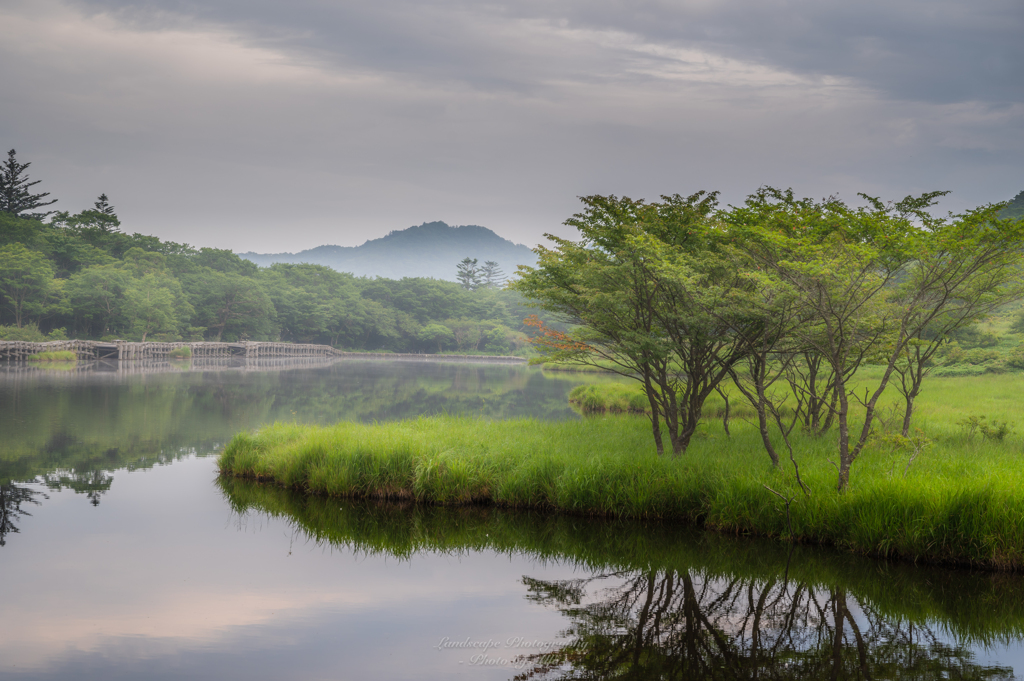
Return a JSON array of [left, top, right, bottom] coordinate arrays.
[[541, 361, 618, 373], [219, 407, 1024, 570], [26, 350, 77, 362]]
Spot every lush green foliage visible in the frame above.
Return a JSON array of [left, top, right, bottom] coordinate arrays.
[[0, 211, 545, 351], [515, 188, 1024, 491], [1000, 190, 1024, 220]]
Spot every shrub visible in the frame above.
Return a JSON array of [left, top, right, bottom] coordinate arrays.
[[957, 415, 1015, 441], [168, 346, 192, 359], [963, 348, 1000, 365], [936, 341, 964, 365], [1006, 344, 1024, 369], [0, 324, 47, 342], [932, 363, 986, 377]]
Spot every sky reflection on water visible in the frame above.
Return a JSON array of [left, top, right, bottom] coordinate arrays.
[[1, 360, 1023, 679]]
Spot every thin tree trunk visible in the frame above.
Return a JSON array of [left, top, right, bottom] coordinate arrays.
[[836, 375, 852, 492], [901, 392, 917, 437], [715, 385, 731, 437], [643, 372, 664, 455], [729, 367, 780, 466]]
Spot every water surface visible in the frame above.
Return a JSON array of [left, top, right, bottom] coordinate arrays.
[[1, 359, 1023, 680]]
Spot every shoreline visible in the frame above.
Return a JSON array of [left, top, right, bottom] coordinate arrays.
[[0, 340, 528, 364], [218, 416, 1024, 572]]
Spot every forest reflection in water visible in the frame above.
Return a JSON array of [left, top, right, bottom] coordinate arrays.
[[222, 477, 1023, 680], [0, 357, 592, 527]]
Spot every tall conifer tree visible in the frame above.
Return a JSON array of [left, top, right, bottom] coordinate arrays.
[[0, 149, 57, 219]]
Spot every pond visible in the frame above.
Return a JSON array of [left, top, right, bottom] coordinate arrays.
[[1, 358, 1023, 680]]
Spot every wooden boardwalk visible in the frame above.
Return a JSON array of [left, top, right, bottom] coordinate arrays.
[[0, 341, 528, 364], [0, 340, 339, 361]]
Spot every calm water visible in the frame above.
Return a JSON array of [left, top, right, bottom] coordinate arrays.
[[1, 358, 1023, 680]]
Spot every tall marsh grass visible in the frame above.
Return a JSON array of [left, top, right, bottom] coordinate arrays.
[[220, 406, 1024, 570]]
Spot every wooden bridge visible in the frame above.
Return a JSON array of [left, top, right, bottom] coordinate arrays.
[[0, 340, 340, 361]]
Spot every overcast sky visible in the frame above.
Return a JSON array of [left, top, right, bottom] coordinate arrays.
[[1, 0, 1021, 252]]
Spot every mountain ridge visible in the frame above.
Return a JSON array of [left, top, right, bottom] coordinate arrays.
[[238, 221, 538, 281]]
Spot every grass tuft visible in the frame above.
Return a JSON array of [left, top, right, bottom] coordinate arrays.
[[26, 350, 77, 362]]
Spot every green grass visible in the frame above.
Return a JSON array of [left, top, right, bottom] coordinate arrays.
[[568, 383, 651, 413], [541, 361, 617, 373], [167, 346, 192, 359], [220, 372, 1024, 570], [26, 350, 77, 362]]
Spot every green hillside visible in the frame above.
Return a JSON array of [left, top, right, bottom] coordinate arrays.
[[1000, 191, 1024, 220]]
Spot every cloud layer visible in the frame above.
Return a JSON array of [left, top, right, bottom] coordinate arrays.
[[1, 0, 1020, 251]]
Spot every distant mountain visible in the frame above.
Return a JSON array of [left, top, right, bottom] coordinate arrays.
[[238, 221, 537, 281]]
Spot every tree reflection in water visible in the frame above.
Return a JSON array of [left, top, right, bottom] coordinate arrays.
[[516, 566, 1015, 680], [0, 483, 43, 546], [219, 481, 1024, 681]]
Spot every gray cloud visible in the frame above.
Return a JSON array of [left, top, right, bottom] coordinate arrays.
[[1, 0, 1020, 252], [70, 0, 1023, 102]]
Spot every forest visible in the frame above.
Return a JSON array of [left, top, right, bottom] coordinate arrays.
[[0, 151, 541, 353]]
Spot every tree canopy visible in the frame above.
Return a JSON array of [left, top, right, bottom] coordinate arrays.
[[516, 189, 1024, 491]]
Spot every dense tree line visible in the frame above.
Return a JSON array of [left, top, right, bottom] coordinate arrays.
[[515, 189, 1024, 491], [0, 149, 537, 353], [0, 209, 536, 352]]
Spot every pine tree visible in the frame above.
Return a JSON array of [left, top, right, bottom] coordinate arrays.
[[480, 260, 506, 288], [456, 257, 481, 290], [93, 193, 116, 217], [0, 149, 57, 219]]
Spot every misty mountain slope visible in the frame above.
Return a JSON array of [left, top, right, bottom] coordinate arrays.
[[1000, 191, 1024, 220], [238, 221, 537, 281]]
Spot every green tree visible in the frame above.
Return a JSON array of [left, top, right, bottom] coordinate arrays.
[[0, 212, 47, 250], [93, 193, 116, 216], [118, 254, 193, 341], [259, 263, 372, 345], [456, 257, 481, 290], [479, 260, 505, 288], [883, 203, 1024, 435], [0, 243, 55, 327], [418, 323, 454, 353], [123, 273, 191, 341], [187, 269, 276, 342], [726, 188, 1024, 491], [192, 247, 258, 276], [0, 149, 57, 219], [65, 264, 132, 337], [515, 192, 743, 455]]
